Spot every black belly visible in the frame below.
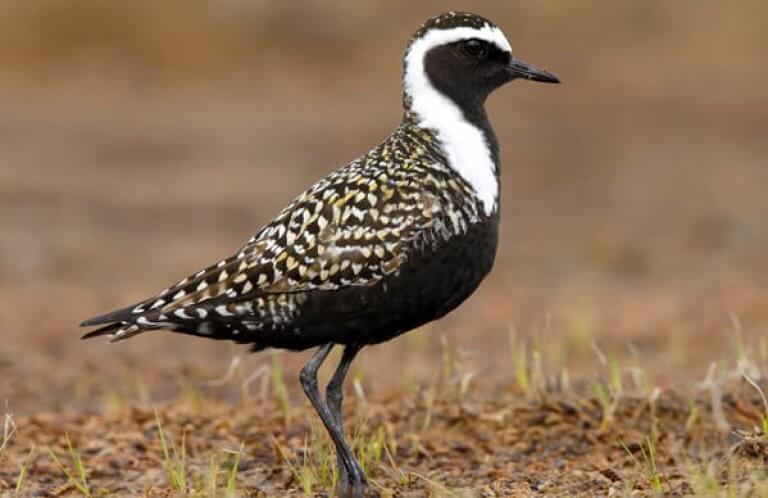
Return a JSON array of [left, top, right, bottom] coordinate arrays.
[[255, 216, 499, 351]]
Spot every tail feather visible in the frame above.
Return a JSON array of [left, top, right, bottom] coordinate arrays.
[[80, 299, 157, 342], [80, 299, 270, 344], [108, 323, 146, 342], [80, 321, 149, 342], [79, 301, 145, 327], [80, 322, 124, 339]]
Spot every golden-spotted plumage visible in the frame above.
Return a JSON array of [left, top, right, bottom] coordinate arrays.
[[80, 11, 559, 496], [82, 120, 489, 343]]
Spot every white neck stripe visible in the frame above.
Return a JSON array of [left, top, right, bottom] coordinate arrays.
[[404, 26, 510, 216]]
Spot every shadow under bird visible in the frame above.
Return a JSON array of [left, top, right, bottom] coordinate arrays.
[[81, 11, 559, 498]]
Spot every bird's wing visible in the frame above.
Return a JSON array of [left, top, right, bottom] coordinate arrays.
[[80, 164, 464, 339]]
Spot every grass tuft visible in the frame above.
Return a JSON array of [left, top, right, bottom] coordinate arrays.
[[272, 434, 317, 494], [623, 436, 664, 496], [272, 420, 340, 495], [592, 381, 614, 432], [208, 455, 219, 498], [155, 409, 187, 492], [15, 444, 37, 492], [741, 368, 768, 435], [353, 423, 386, 475], [271, 351, 292, 426], [224, 442, 245, 498], [684, 458, 722, 496], [1, 407, 16, 465], [46, 432, 91, 497], [311, 419, 337, 490]]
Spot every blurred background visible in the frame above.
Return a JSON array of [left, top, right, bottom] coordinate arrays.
[[1, 1, 766, 414]]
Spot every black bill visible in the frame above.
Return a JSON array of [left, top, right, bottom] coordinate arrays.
[[507, 57, 560, 84]]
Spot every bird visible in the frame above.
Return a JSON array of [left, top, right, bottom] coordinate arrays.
[[80, 11, 559, 498]]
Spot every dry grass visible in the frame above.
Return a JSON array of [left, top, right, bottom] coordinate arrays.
[[0, 408, 17, 467], [2, 334, 768, 496], [1, 1, 767, 496]]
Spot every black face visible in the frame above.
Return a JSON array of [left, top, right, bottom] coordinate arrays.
[[423, 37, 559, 114], [424, 38, 513, 109]]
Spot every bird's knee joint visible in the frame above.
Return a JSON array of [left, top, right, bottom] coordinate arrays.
[[299, 368, 317, 390]]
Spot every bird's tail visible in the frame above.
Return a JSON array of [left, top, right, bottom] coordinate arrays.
[[80, 300, 266, 344], [80, 321, 147, 342], [80, 301, 160, 342]]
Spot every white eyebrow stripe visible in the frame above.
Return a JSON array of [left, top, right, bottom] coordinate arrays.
[[408, 26, 512, 60]]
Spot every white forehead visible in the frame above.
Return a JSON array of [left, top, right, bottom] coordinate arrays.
[[406, 25, 512, 66]]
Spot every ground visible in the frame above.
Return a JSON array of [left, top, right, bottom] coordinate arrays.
[[4, 358, 768, 496], [1, 2, 768, 496]]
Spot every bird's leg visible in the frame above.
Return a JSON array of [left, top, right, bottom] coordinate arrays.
[[299, 344, 365, 498], [326, 343, 364, 496]]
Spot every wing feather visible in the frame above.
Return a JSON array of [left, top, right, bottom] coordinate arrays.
[[81, 133, 480, 343]]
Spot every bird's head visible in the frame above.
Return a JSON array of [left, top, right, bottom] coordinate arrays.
[[403, 12, 559, 116]]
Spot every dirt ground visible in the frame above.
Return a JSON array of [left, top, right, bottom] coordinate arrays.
[[1, 1, 768, 496], [4, 370, 768, 497]]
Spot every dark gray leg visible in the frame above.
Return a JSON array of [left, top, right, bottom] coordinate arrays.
[[299, 344, 366, 498], [326, 344, 364, 496]]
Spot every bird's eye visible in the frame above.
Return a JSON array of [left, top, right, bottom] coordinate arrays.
[[461, 39, 487, 59]]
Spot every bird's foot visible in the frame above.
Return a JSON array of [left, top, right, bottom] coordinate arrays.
[[338, 481, 371, 498], [338, 463, 373, 498]]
